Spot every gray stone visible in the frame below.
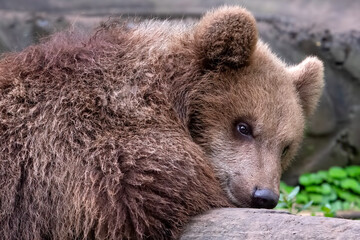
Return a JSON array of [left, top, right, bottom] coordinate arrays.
[[330, 45, 347, 64], [283, 133, 349, 185], [349, 109, 360, 150], [181, 208, 360, 240], [344, 49, 360, 79], [0, 29, 10, 53], [307, 91, 337, 136], [348, 109, 360, 164]]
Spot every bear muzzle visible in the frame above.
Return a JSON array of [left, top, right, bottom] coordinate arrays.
[[227, 177, 279, 209]]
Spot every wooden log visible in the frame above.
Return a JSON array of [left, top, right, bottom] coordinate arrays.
[[181, 208, 360, 239], [336, 211, 360, 220]]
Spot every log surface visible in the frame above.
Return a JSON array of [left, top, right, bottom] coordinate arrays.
[[181, 208, 360, 240]]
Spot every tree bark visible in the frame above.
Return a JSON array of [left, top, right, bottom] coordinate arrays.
[[181, 208, 360, 240]]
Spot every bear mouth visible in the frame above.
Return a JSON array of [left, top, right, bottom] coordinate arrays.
[[226, 185, 242, 207], [225, 177, 251, 208]]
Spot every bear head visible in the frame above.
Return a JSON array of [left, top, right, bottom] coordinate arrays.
[[185, 6, 324, 209]]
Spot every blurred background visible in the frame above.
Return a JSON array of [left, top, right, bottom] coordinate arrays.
[[1, 0, 360, 213]]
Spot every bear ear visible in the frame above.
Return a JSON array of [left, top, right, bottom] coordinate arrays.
[[194, 6, 258, 70], [290, 57, 325, 117]]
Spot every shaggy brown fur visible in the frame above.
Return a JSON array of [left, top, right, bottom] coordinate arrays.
[[0, 6, 324, 240]]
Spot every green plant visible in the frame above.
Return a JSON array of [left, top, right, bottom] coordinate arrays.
[[276, 185, 313, 214], [321, 204, 336, 217], [278, 165, 360, 217]]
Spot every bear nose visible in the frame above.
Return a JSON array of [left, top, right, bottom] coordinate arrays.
[[252, 188, 279, 209]]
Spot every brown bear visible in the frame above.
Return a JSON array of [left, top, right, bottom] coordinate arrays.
[[0, 6, 323, 240]]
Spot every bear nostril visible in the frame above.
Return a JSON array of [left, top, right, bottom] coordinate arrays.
[[252, 188, 279, 209]]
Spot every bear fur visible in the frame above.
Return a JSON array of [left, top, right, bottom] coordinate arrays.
[[0, 6, 324, 240]]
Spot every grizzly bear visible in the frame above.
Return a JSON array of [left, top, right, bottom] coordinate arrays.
[[0, 6, 323, 240]]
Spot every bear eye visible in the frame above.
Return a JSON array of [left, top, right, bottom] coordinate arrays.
[[282, 146, 290, 157], [236, 122, 252, 137]]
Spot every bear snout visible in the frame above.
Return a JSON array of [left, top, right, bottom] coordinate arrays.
[[251, 188, 279, 209]]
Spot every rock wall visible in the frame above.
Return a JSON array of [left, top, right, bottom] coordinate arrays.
[[0, 0, 359, 184]]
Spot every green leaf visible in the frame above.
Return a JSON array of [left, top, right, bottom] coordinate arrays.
[[296, 193, 309, 204], [288, 186, 300, 200], [329, 167, 347, 179], [333, 186, 344, 196], [321, 196, 331, 205], [340, 178, 357, 188], [308, 193, 323, 204], [324, 212, 335, 217], [275, 202, 287, 209], [327, 191, 338, 201], [321, 183, 332, 195], [280, 181, 295, 194], [331, 179, 341, 186], [321, 204, 332, 213], [284, 186, 295, 194], [321, 203, 336, 217], [279, 193, 284, 202], [299, 173, 312, 186], [340, 178, 360, 192], [317, 170, 328, 181], [280, 181, 287, 190], [354, 199, 360, 208], [353, 185, 360, 195], [305, 185, 322, 193], [299, 173, 322, 186], [331, 201, 343, 212], [346, 166, 360, 177], [343, 201, 351, 210], [337, 190, 357, 202], [297, 200, 313, 213]]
